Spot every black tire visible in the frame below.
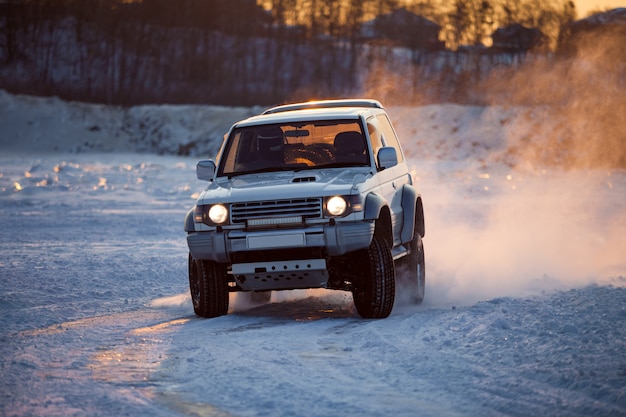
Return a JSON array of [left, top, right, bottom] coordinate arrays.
[[396, 231, 426, 304], [188, 253, 229, 318], [352, 235, 396, 319]]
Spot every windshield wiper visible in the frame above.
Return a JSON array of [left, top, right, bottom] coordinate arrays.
[[315, 162, 369, 169], [226, 166, 305, 179]]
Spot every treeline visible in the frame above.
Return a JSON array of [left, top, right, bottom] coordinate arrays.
[[0, 0, 598, 106], [258, 0, 576, 50]]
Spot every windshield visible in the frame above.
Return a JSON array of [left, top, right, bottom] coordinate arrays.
[[218, 120, 369, 177]]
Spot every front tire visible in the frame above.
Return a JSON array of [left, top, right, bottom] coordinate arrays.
[[188, 254, 229, 318], [352, 236, 395, 319]]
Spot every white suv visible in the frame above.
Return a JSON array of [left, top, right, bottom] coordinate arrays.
[[184, 99, 425, 318]]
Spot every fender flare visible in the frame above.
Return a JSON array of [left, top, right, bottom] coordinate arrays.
[[400, 184, 425, 243], [184, 207, 195, 232], [363, 193, 386, 221], [416, 197, 425, 238], [364, 193, 393, 245]]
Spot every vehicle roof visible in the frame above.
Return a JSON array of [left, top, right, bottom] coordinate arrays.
[[233, 100, 386, 128], [263, 99, 383, 114]]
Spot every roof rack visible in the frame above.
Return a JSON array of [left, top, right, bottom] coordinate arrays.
[[263, 99, 383, 115]]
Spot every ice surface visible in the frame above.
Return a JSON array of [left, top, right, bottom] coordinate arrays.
[[1, 91, 625, 416]]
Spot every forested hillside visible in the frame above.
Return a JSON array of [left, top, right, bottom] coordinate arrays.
[[0, 0, 623, 106]]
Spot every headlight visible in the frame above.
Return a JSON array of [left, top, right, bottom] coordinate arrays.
[[323, 195, 363, 218], [208, 204, 228, 224], [195, 204, 229, 226], [326, 196, 347, 216]]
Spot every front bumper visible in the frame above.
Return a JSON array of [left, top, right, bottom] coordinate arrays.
[[186, 222, 374, 263]]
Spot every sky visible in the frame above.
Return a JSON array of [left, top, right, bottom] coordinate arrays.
[[576, 0, 625, 16]]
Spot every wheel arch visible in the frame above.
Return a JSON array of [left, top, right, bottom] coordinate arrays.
[[375, 206, 393, 248], [364, 193, 393, 247]]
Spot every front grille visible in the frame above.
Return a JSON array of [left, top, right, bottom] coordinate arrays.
[[231, 198, 322, 224]]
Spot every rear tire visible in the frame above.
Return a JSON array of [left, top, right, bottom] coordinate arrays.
[[188, 254, 229, 318], [352, 236, 395, 319], [396, 232, 426, 304]]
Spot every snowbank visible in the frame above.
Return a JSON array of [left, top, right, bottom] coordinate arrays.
[[4, 88, 623, 170], [0, 90, 260, 156]]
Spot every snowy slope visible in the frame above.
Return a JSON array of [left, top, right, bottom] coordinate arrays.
[[0, 90, 260, 156], [0, 91, 625, 416]]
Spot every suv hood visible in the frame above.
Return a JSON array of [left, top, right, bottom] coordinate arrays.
[[197, 168, 371, 205]]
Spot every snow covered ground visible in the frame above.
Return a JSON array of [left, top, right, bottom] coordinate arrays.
[[1, 91, 625, 416]]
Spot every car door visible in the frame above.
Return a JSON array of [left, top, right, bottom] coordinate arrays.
[[366, 115, 410, 248]]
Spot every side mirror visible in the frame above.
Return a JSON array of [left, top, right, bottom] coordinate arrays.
[[377, 147, 398, 170], [196, 160, 216, 181]]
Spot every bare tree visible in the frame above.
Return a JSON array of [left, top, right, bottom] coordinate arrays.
[[443, 0, 495, 48]]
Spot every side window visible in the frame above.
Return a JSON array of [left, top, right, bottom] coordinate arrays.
[[367, 119, 384, 166], [377, 114, 404, 163], [221, 132, 241, 173]]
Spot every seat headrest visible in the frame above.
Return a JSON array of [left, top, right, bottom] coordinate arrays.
[[334, 131, 365, 155], [258, 126, 284, 151]]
